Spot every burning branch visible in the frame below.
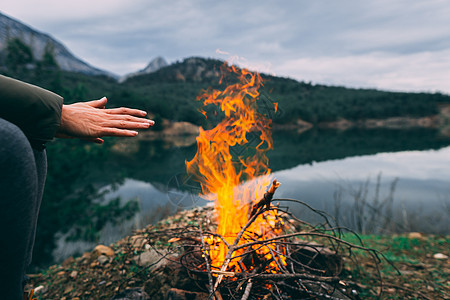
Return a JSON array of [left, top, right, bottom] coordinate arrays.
[[249, 179, 281, 218]]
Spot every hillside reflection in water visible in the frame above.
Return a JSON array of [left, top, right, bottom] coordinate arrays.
[[35, 128, 450, 269]]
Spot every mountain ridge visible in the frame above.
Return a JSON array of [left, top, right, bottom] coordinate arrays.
[[0, 11, 172, 80], [0, 11, 117, 78], [119, 56, 168, 82]]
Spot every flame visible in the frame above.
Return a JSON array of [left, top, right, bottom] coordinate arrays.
[[186, 63, 284, 273]]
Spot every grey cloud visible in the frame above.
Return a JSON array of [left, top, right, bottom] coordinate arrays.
[[3, 0, 450, 92]]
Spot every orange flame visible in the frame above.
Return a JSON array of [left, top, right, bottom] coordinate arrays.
[[186, 63, 284, 272]]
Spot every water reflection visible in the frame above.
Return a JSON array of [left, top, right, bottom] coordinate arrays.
[[51, 179, 199, 263], [102, 146, 450, 237], [34, 128, 450, 269], [279, 147, 450, 181], [99, 128, 450, 186], [273, 147, 450, 234]]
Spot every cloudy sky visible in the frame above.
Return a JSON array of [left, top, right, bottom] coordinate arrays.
[[2, 0, 449, 93]]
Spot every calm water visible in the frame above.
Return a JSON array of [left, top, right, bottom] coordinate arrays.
[[36, 128, 450, 268]]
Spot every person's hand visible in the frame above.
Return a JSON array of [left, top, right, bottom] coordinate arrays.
[[56, 97, 154, 144]]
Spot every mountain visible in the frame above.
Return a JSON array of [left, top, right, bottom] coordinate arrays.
[[0, 11, 116, 78], [140, 57, 169, 74], [122, 57, 222, 85], [120, 56, 168, 82]]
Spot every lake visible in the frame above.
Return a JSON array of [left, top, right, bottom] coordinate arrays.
[[33, 128, 450, 269]]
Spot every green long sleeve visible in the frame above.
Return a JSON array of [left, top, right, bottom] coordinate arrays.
[[0, 75, 63, 148]]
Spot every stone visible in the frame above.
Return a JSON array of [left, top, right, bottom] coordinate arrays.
[[408, 232, 423, 239], [433, 253, 448, 260], [133, 249, 168, 269], [81, 252, 91, 260], [62, 256, 75, 266], [33, 285, 46, 294], [64, 285, 73, 294], [94, 245, 115, 257], [110, 287, 150, 300], [400, 270, 414, 276], [98, 255, 110, 264], [130, 235, 147, 249]]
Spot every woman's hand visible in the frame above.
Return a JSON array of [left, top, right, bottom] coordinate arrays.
[[56, 97, 154, 144]]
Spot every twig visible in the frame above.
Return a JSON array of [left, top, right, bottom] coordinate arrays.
[[199, 224, 215, 300], [211, 270, 235, 276], [285, 241, 295, 274], [273, 198, 339, 232], [214, 290, 224, 300], [233, 231, 384, 253], [236, 272, 339, 282], [241, 279, 253, 300], [267, 244, 286, 273]]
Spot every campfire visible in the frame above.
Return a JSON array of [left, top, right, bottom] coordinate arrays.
[[185, 63, 286, 278], [130, 63, 391, 299]]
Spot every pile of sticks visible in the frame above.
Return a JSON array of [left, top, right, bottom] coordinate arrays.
[[136, 182, 393, 299]]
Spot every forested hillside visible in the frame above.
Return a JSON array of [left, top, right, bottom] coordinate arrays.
[[2, 38, 450, 127]]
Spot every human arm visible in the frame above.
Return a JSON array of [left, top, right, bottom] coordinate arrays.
[[0, 74, 154, 147], [56, 97, 154, 144]]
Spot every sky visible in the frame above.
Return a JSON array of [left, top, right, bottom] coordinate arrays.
[[1, 0, 450, 94]]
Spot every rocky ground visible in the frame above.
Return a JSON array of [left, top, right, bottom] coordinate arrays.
[[27, 206, 449, 299]]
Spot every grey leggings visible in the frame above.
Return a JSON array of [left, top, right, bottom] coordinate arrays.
[[0, 117, 47, 300]]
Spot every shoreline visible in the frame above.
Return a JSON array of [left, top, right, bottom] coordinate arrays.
[[135, 103, 450, 145]]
